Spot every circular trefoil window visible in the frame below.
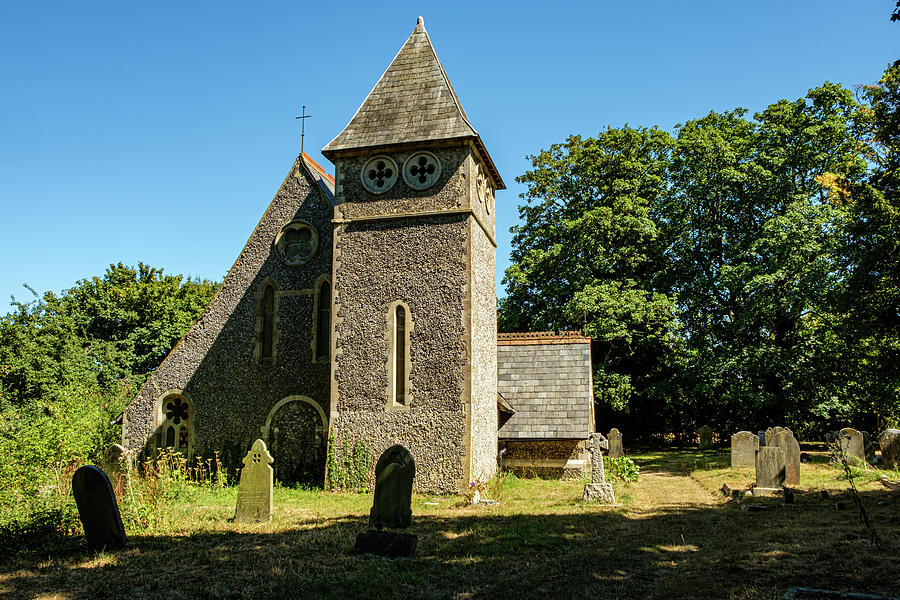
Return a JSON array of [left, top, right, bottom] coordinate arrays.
[[403, 152, 441, 190], [361, 155, 398, 193]]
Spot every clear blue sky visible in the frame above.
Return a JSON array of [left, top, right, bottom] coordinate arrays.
[[0, 1, 896, 309]]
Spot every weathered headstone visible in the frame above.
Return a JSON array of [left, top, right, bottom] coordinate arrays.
[[758, 431, 766, 446], [234, 439, 274, 523], [607, 428, 624, 458], [698, 425, 714, 449], [103, 443, 128, 476], [731, 431, 759, 468], [355, 444, 417, 557], [837, 427, 866, 465], [369, 444, 415, 529], [878, 429, 900, 469], [72, 465, 128, 552], [768, 430, 801, 486], [754, 446, 786, 494], [583, 433, 615, 503]]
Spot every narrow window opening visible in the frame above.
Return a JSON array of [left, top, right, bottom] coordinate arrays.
[[316, 281, 331, 361], [165, 426, 175, 448], [395, 305, 406, 404], [262, 285, 275, 359]]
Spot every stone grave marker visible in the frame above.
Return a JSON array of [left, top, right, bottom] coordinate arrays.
[[837, 427, 866, 465], [758, 431, 766, 446], [354, 444, 417, 558], [607, 428, 624, 458], [878, 429, 900, 469], [103, 443, 128, 477], [698, 425, 714, 449], [234, 439, 274, 523], [754, 446, 786, 494], [731, 431, 759, 468], [72, 465, 128, 552], [582, 433, 615, 503], [768, 429, 801, 486]]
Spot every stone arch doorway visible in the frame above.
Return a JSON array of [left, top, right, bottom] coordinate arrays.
[[261, 396, 327, 487]]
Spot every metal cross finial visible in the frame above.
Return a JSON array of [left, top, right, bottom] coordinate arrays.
[[295, 105, 312, 155]]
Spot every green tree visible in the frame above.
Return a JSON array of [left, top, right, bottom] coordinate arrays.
[[501, 127, 681, 418], [836, 61, 900, 429], [0, 263, 218, 407]]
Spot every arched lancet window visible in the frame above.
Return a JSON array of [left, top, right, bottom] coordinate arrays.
[[159, 393, 190, 454], [315, 280, 331, 362], [261, 284, 275, 359], [392, 304, 409, 405]]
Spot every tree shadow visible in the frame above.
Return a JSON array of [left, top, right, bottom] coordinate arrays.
[[3, 486, 898, 600]]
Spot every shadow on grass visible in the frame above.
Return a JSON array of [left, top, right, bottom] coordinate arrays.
[[3, 486, 899, 600]]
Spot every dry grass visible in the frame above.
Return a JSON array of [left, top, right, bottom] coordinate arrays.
[[1, 450, 898, 600]]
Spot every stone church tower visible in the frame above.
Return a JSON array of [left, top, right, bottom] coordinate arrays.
[[322, 17, 504, 493]]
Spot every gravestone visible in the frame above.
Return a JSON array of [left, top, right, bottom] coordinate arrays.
[[607, 428, 624, 458], [878, 429, 900, 469], [355, 444, 417, 557], [234, 439, 274, 523], [731, 431, 759, 468], [698, 425, 714, 449], [72, 465, 128, 552], [768, 430, 801, 486], [837, 427, 866, 465], [103, 443, 128, 476], [758, 431, 766, 446], [582, 433, 615, 503], [754, 446, 786, 494]]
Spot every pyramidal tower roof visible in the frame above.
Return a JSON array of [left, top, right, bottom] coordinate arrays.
[[322, 17, 504, 189]]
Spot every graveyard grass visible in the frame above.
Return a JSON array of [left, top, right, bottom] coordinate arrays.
[[2, 450, 899, 600]]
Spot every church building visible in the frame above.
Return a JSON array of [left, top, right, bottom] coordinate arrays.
[[122, 17, 593, 493]]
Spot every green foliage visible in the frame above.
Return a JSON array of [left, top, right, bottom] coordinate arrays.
[[1, 262, 218, 406], [603, 456, 640, 482], [502, 65, 900, 438], [0, 262, 218, 531], [325, 434, 373, 492]]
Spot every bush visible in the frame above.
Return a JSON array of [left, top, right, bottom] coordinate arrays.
[[604, 456, 641, 482]]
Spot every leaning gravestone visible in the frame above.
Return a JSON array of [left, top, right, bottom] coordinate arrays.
[[731, 431, 759, 468], [583, 433, 615, 503], [768, 430, 801, 486], [607, 428, 624, 458], [234, 439, 274, 523], [354, 444, 417, 558], [698, 425, 714, 449], [879, 429, 900, 469], [754, 446, 786, 494], [72, 465, 128, 552], [837, 427, 867, 465]]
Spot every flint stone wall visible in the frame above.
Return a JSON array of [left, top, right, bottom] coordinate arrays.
[[330, 211, 469, 493], [123, 159, 333, 476]]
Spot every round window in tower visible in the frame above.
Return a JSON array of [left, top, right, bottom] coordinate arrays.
[[275, 220, 319, 266], [403, 151, 442, 190], [360, 155, 399, 194]]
